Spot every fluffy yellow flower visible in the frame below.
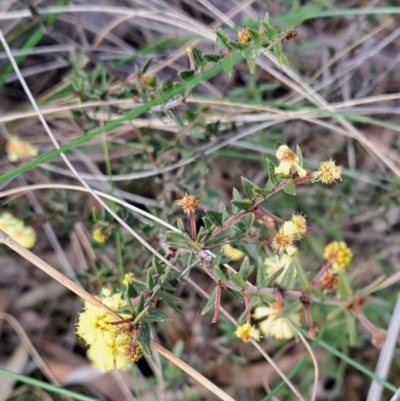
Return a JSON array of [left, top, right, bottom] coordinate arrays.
[[123, 273, 135, 286], [312, 160, 342, 184], [92, 226, 107, 243], [237, 28, 251, 44], [323, 241, 352, 270], [290, 214, 307, 239], [0, 212, 36, 249], [271, 221, 298, 255], [176, 193, 200, 215], [87, 334, 132, 371], [222, 244, 245, 261], [76, 289, 140, 371], [6, 136, 38, 162], [235, 323, 261, 342], [254, 301, 301, 340], [265, 254, 295, 284], [275, 145, 307, 178]]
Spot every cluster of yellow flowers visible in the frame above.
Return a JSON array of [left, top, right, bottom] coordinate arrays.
[[6, 136, 38, 162], [323, 241, 353, 270], [253, 301, 301, 340], [271, 213, 307, 256], [0, 212, 36, 249], [275, 144, 342, 185], [236, 300, 302, 342], [77, 289, 142, 371]]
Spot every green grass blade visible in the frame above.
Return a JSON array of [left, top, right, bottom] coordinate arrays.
[[0, 368, 101, 401]]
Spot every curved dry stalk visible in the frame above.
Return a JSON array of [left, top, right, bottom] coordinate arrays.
[[0, 313, 62, 391], [298, 331, 319, 401], [0, 183, 179, 232], [0, 231, 236, 401]]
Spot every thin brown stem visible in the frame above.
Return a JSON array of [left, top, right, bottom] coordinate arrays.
[[211, 282, 223, 324], [311, 261, 332, 286], [189, 210, 197, 240]]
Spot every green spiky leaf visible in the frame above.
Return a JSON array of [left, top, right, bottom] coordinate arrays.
[[241, 176, 259, 200], [138, 322, 151, 355], [205, 210, 224, 227], [266, 157, 278, 185], [178, 69, 195, 81], [191, 46, 206, 68], [142, 308, 172, 323], [203, 53, 223, 63], [201, 287, 217, 315], [283, 179, 296, 196], [231, 200, 252, 211]]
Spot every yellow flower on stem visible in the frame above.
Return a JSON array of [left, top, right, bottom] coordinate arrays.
[[175, 193, 200, 215], [323, 241, 352, 270], [312, 160, 342, 184], [92, 226, 108, 243], [253, 301, 301, 340], [76, 289, 141, 371], [275, 145, 307, 178], [6, 136, 38, 162], [123, 273, 135, 286], [271, 221, 298, 256], [235, 323, 261, 342], [290, 213, 307, 239]]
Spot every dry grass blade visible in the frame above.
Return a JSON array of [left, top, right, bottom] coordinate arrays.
[[0, 230, 236, 401]]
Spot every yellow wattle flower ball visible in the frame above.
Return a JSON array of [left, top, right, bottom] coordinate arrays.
[[0, 212, 36, 249], [6, 136, 38, 162], [323, 241, 353, 270], [76, 289, 141, 371], [235, 323, 261, 342], [222, 244, 245, 261]]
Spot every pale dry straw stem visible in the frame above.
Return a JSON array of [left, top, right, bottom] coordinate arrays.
[[256, 56, 400, 178], [4, 90, 398, 125], [366, 293, 400, 401], [0, 231, 236, 401], [298, 331, 319, 401], [0, 312, 61, 388], [0, 183, 179, 232], [308, 20, 392, 84]]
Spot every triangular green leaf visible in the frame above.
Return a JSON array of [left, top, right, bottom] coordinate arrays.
[[283, 179, 296, 196], [296, 145, 303, 167], [203, 53, 223, 63], [231, 200, 252, 211], [228, 270, 247, 289], [141, 308, 172, 323], [238, 256, 254, 280], [266, 157, 278, 185], [201, 287, 217, 315], [138, 322, 151, 355], [232, 188, 242, 214], [205, 210, 224, 227], [191, 46, 206, 68], [178, 69, 195, 81], [166, 231, 193, 250], [241, 176, 259, 200]]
